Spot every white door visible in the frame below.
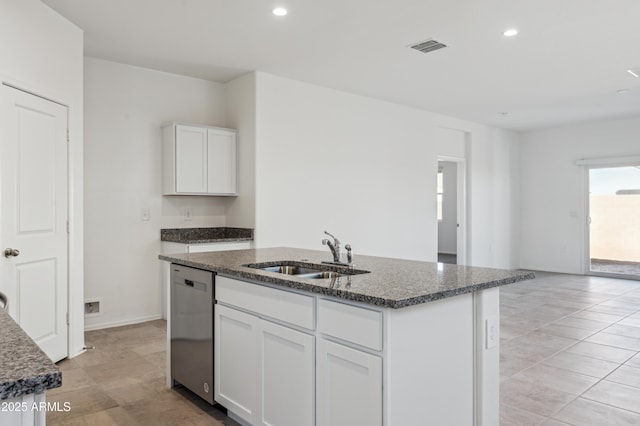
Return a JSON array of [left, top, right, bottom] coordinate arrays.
[[0, 84, 68, 362], [260, 320, 314, 426], [316, 338, 382, 426]]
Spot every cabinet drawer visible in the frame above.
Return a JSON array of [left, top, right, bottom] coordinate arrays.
[[318, 299, 383, 351], [216, 276, 314, 330]]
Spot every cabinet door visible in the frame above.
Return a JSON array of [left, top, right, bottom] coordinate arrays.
[[260, 321, 314, 426], [175, 125, 207, 193], [215, 304, 259, 424], [317, 339, 382, 426], [207, 128, 236, 194]]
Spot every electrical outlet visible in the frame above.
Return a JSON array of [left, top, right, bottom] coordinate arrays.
[[486, 316, 498, 349], [185, 207, 193, 221], [141, 208, 150, 221]]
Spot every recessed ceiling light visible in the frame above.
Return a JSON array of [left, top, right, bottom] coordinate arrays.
[[627, 68, 640, 78], [503, 28, 518, 37], [272, 7, 288, 16], [617, 89, 630, 94]]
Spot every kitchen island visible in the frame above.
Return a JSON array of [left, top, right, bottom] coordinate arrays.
[[160, 247, 534, 426], [0, 308, 62, 426]]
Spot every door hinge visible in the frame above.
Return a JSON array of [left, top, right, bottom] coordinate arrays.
[[66, 221, 70, 234], [66, 128, 70, 142], [66, 312, 69, 325]]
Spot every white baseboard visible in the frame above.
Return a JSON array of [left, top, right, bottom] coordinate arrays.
[[84, 314, 163, 331], [68, 348, 86, 359], [515, 265, 582, 275]]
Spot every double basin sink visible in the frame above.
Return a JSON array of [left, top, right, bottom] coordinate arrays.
[[245, 261, 369, 280]]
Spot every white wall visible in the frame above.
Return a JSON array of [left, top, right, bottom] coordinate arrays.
[[0, 0, 85, 357], [84, 57, 230, 329], [438, 161, 457, 254], [84, 63, 523, 328], [225, 73, 256, 231], [519, 116, 640, 274], [466, 127, 521, 269], [254, 72, 520, 268]]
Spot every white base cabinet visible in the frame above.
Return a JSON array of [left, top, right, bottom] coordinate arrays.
[[215, 304, 258, 423], [316, 338, 382, 426], [260, 320, 314, 426], [162, 241, 251, 255], [215, 277, 314, 426], [208, 275, 500, 426]]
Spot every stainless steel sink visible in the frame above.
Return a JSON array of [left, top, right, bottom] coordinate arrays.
[[299, 271, 342, 279], [245, 261, 369, 279], [260, 265, 322, 275]]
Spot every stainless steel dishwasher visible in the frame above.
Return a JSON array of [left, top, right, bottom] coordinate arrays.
[[170, 264, 214, 404]]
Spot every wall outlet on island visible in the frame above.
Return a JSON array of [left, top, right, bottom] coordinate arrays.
[[486, 316, 498, 349]]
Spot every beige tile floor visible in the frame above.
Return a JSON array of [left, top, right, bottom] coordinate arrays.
[[47, 272, 640, 425], [501, 271, 640, 425], [48, 320, 237, 425]]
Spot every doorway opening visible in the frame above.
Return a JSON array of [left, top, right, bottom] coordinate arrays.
[[437, 157, 466, 265], [587, 165, 640, 279]]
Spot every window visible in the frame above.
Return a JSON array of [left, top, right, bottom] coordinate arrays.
[[437, 169, 443, 221]]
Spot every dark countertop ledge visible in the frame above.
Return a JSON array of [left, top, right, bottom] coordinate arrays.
[[0, 309, 61, 400], [159, 247, 535, 309], [160, 227, 253, 244]]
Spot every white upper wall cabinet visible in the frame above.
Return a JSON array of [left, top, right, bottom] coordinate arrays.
[[207, 128, 237, 194], [174, 125, 207, 193], [163, 123, 237, 196]]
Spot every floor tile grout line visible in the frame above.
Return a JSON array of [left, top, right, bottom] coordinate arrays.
[[500, 274, 640, 425], [501, 285, 640, 349], [541, 394, 581, 426], [579, 391, 640, 416], [600, 364, 640, 390]]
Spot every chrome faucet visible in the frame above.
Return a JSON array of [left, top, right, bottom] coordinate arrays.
[[322, 231, 354, 267], [322, 230, 341, 263], [345, 244, 353, 265]]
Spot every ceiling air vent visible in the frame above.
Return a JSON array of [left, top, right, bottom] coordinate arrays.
[[410, 39, 447, 54]]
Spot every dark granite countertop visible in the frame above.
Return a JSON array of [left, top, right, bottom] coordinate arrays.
[[159, 247, 534, 309], [160, 227, 253, 244], [0, 309, 61, 400]]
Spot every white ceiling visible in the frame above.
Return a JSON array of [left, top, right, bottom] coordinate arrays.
[[42, 0, 640, 131]]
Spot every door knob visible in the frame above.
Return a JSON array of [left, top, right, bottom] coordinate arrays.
[[4, 248, 20, 258]]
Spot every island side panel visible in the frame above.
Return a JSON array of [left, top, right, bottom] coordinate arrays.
[[474, 287, 500, 426], [384, 293, 474, 426], [163, 260, 172, 387]]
